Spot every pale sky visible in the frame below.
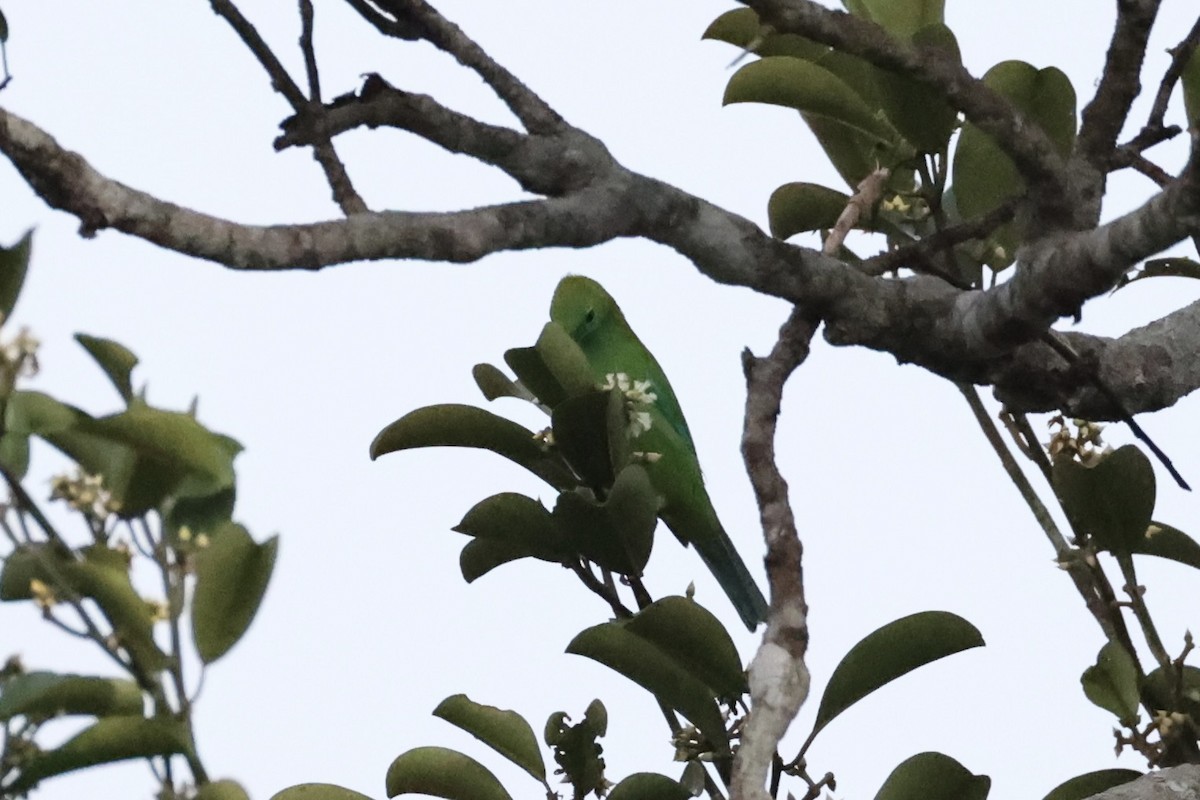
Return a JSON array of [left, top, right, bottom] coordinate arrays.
[[2, 3, 1199, 800]]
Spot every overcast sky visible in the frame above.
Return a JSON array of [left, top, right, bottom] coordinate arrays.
[[2, 2, 1200, 800]]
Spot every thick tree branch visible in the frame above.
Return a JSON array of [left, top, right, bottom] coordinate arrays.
[[1073, 0, 1159, 191], [3, 104, 1200, 418]]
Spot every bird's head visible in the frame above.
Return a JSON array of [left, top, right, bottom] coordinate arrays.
[[549, 275, 621, 343]]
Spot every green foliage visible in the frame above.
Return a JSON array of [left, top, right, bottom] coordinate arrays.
[[0, 229, 31, 324], [608, 772, 694, 800], [1114, 257, 1200, 292], [197, 779, 254, 800], [5, 716, 192, 795], [271, 785, 376, 800], [75, 333, 139, 404], [433, 695, 548, 785], [873, 752, 989, 800], [1041, 769, 1141, 800], [192, 521, 279, 663], [545, 700, 609, 800], [0, 672, 143, 720], [1183, 46, 1200, 128], [1052, 445, 1156, 555], [1080, 642, 1141, 726], [386, 747, 512, 800], [811, 611, 985, 736]]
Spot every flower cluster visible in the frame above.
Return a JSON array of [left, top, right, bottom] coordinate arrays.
[[48, 469, 120, 522], [601, 372, 656, 437], [1047, 415, 1110, 466]]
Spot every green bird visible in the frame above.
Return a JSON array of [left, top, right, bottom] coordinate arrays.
[[550, 275, 770, 631]]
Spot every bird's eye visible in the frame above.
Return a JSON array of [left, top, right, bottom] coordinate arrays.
[[584, 309, 595, 324]]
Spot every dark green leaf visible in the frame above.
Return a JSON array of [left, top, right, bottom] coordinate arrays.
[[0, 672, 143, 721], [1142, 664, 1200, 719], [75, 334, 139, 404], [952, 61, 1075, 269], [536, 322, 596, 398], [551, 389, 628, 490], [459, 537, 537, 583], [1080, 642, 1140, 725], [192, 522, 279, 664], [1052, 445, 1156, 554], [875, 24, 961, 154], [0, 10, 8, 43], [608, 774, 692, 800], [472, 363, 536, 404], [1131, 522, 1200, 570], [165, 486, 237, 542], [454, 493, 571, 561], [0, 429, 28, 476], [0, 229, 31, 324], [385, 747, 512, 800], [1115, 258, 1200, 292], [370, 404, 574, 491], [271, 785, 376, 800], [196, 779, 253, 800], [6, 716, 190, 795], [6, 390, 81, 436], [874, 752, 989, 800], [847, 0, 944, 38], [270, 785, 376, 800], [552, 466, 659, 576], [567, 622, 728, 754], [768, 183, 850, 239], [433, 694, 546, 784], [1183, 47, 1200, 128], [504, 347, 569, 409], [724, 57, 896, 142], [1041, 770, 1141, 800], [624, 596, 746, 699], [813, 611, 984, 735]]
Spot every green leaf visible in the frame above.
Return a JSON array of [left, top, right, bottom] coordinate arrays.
[[536, 322, 597, 399], [0, 543, 59, 601], [86, 405, 239, 500], [0, 229, 32, 324], [551, 389, 629, 491], [459, 538, 537, 583], [608, 774, 692, 800], [724, 57, 897, 142], [271, 785, 377, 800], [875, 24, 961, 154], [75, 334, 139, 404], [385, 747, 513, 800], [952, 61, 1075, 269], [1183, 47, 1200, 128], [6, 716, 191, 795], [433, 694, 547, 784], [504, 346, 569, 409], [1080, 642, 1140, 725], [1041, 770, 1141, 800], [196, 779, 253, 800], [271, 785, 376, 800], [624, 596, 746, 699], [848, 0, 944, 38], [1052, 445, 1156, 554], [1114, 257, 1200, 292], [768, 183, 850, 239], [454, 493, 571, 561], [165, 486, 238, 542], [0, 9, 8, 43], [0, 672, 143, 721], [472, 363, 536, 404], [567, 622, 728, 755], [873, 752, 990, 800], [70, 545, 168, 672], [6, 390, 81, 436], [1131, 522, 1200, 570], [370, 404, 575, 491], [1143, 664, 1200, 719], [812, 611, 984, 735], [552, 465, 659, 576], [192, 522, 279, 664]]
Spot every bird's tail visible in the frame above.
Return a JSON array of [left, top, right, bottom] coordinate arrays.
[[693, 525, 770, 632]]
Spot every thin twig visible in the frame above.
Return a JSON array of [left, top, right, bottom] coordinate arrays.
[[1115, 552, 1173, 672], [861, 201, 1017, 278]]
